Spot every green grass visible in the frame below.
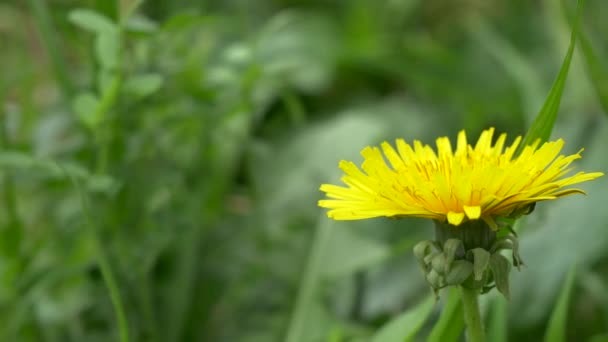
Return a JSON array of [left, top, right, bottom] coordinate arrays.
[[0, 0, 607, 341]]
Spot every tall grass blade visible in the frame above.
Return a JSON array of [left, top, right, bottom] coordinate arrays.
[[285, 216, 335, 342], [487, 297, 508, 342], [371, 294, 435, 342], [544, 265, 577, 342], [519, 0, 585, 150], [26, 0, 74, 98], [427, 288, 464, 342], [578, 30, 608, 117]]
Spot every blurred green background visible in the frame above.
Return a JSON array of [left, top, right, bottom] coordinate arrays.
[[1, 0, 608, 341]]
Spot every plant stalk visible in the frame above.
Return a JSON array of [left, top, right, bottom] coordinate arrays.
[[0, 105, 21, 229], [460, 286, 486, 342], [65, 169, 130, 342], [26, 0, 74, 98]]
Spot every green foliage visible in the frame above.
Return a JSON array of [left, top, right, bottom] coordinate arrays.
[[68, 9, 118, 34], [578, 28, 608, 116], [487, 298, 508, 342], [544, 265, 577, 342], [1, 0, 607, 341], [427, 288, 464, 342], [519, 0, 585, 150], [370, 295, 435, 342]]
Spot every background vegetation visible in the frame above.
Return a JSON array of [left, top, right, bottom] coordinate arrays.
[[2, 0, 608, 341]]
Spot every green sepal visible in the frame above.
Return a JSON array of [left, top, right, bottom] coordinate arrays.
[[491, 235, 524, 270], [426, 269, 445, 289], [443, 238, 464, 273], [445, 260, 473, 286], [507, 236, 524, 269], [424, 251, 441, 267], [469, 248, 491, 281], [414, 240, 435, 272], [481, 285, 495, 294], [490, 253, 512, 299], [431, 253, 447, 275]]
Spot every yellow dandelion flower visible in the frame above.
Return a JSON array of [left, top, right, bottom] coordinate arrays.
[[318, 128, 604, 228]]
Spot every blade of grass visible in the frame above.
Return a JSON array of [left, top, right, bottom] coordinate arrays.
[[164, 111, 253, 341], [559, 0, 608, 117], [370, 294, 435, 342], [0, 99, 21, 229], [578, 269, 608, 331], [578, 28, 608, 116], [427, 288, 464, 342], [25, 0, 74, 98], [63, 167, 130, 342], [544, 265, 577, 342], [164, 220, 205, 342], [285, 215, 335, 342], [519, 0, 585, 151], [466, 16, 544, 117], [487, 296, 508, 342]]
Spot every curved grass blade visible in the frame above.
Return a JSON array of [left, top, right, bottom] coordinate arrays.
[[26, 0, 74, 98], [466, 17, 544, 116], [371, 295, 435, 342], [578, 29, 608, 117], [284, 216, 335, 342], [544, 265, 577, 342], [427, 287, 464, 342], [559, 0, 608, 117], [519, 0, 586, 151]]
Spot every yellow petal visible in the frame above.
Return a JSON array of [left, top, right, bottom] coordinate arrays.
[[447, 211, 465, 225], [463, 205, 481, 219]]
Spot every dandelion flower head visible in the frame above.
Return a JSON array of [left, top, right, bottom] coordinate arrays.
[[318, 128, 603, 228]]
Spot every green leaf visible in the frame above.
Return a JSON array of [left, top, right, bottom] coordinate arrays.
[[68, 9, 117, 34], [489, 253, 511, 299], [95, 31, 121, 70], [370, 295, 435, 342], [518, 0, 585, 151], [97, 69, 114, 96], [120, 0, 144, 22], [124, 73, 164, 98], [0, 151, 119, 195], [125, 15, 159, 34], [544, 265, 577, 342], [72, 92, 101, 129], [428, 288, 464, 342], [578, 29, 608, 117]]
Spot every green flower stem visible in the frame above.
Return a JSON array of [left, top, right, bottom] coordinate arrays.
[[460, 286, 486, 342], [95, 73, 122, 175]]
